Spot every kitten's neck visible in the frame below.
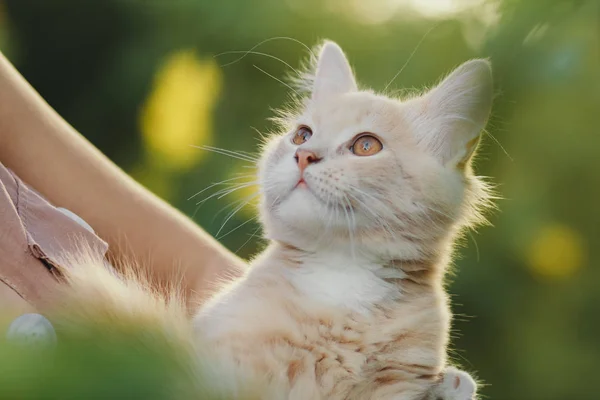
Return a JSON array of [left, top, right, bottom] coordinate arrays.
[[263, 241, 402, 313], [268, 235, 446, 269], [266, 239, 445, 281], [269, 240, 378, 267], [257, 241, 443, 314]]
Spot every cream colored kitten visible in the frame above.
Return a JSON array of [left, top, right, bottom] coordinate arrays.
[[192, 41, 493, 399], [34, 41, 493, 399]]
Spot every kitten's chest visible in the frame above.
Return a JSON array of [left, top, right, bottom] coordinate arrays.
[[283, 254, 403, 314]]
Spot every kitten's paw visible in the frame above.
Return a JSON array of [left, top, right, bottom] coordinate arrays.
[[429, 367, 477, 400], [6, 313, 57, 349]]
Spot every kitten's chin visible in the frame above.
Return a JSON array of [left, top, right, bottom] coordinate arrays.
[[273, 187, 329, 229]]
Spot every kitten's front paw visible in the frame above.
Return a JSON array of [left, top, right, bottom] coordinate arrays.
[[429, 367, 476, 400]]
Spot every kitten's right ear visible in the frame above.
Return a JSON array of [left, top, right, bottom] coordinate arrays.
[[311, 41, 357, 100]]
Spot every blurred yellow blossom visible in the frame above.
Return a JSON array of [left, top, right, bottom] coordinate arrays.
[[140, 49, 221, 170], [527, 223, 586, 280]]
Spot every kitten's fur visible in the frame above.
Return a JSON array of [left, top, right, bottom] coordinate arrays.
[[49, 41, 493, 399]]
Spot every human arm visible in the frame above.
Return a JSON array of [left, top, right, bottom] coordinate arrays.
[[0, 51, 245, 305]]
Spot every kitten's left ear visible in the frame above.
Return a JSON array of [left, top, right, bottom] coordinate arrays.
[[408, 59, 493, 168], [312, 41, 358, 100]]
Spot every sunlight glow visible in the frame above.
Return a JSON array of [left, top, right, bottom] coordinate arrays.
[[406, 0, 478, 18], [339, 0, 498, 25]]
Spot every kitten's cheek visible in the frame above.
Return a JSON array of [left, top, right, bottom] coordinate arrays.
[[263, 167, 298, 207]]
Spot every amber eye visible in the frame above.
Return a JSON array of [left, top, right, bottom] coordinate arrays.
[[351, 134, 383, 156], [292, 126, 313, 145]]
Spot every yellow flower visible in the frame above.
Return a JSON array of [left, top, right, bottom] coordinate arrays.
[[527, 223, 586, 280], [140, 49, 221, 170]]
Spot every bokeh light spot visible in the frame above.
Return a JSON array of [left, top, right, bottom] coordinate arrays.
[[527, 223, 586, 280], [140, 49, 221, 171]]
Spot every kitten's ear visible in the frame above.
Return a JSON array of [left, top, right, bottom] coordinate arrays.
[[408, 59, 493, 168], [312, 41, 357, 100]]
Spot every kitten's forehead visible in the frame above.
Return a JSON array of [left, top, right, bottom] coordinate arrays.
[[304, 92, 413, 142]]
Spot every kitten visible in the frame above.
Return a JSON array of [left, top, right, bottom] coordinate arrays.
[[192, 41, 493, 399], [37, 41, 493, 399]]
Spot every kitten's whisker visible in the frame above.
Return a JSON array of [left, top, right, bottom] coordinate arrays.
[[217, 182, 258, 200], [345, 184, 404, 240], [483, 128, 513, 162], [216, 50, 299, 75], [383, 22, 441, 93], [348, 193, 396, 240], [315, 192, 333, 243], [214, 36, 315, 69], [196, 148, 256, 162], [235, 225, 263, 255], [341, 195, 356, 260], [253, 65, 299, 96], [269, 195, 280, 210], [216, 193, 260, 237], [250, 126, 270, 143], [213, 196, 248, 223], [195, 181, 258, 206], [467, 230, 480, 262], [191, 145, 258, 163], [345, 194, 358, 234], [188, 175, 256, 200], [201, 145, 259, 161], [196, 186, 243, 206], [325, 192, 334, 233], [217, 216, 259, 241], [348, 185, 397, 220]]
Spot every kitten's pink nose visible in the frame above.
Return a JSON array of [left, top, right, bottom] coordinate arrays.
[[294, 149, 321, 174]]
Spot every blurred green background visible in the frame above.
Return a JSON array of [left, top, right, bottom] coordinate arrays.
[[0, 0, 598, 399]]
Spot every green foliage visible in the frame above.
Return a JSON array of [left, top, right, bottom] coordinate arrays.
[[0, 323, 212, 400], [1, 0, 598, 398]]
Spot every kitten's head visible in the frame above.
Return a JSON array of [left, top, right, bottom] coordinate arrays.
[[258, 41, 493, 259]]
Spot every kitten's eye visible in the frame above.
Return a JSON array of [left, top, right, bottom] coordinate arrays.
[[351, 135, 383, 156], [292, 126, 312, 145]]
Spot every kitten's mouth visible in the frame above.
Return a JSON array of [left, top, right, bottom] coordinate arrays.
[[290, 179, 355, 212], [295, 178, 308, 189]]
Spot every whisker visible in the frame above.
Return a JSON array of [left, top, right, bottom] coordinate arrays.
[[483, 128, 513, 162], [188, 175, 255, 200], [216, 193, 261, 237], [190, 145, 258, 163], [235, 225, 263, 255], [217, 182, 258, 200], [201, 144, 259, 161], [345, 184, 404, 240], [195, 181, 258, 206], [216, 50, 299, 74], [348, 193, 397, 239], [250, 126, 269, 142], [315, 191, 334, 243], [213, 36, 315, 68], [341, 195, 356, 260], [383, 22, 441, 93], [467, 230, 480, 262], [253, 65, 299, 95], [217, 216, 259, 241], [212, 196, 247, 224]]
